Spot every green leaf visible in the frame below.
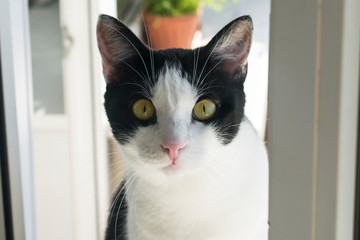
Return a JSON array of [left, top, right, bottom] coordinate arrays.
[[145, 0, 236, 16]]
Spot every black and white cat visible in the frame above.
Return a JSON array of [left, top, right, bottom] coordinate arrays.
[[97, 14, 268, 240]]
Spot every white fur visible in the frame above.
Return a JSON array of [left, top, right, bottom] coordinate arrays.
[[119, 67, 269, 240]]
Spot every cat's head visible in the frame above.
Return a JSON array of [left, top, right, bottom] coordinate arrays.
[[97, 15, 252, 183]]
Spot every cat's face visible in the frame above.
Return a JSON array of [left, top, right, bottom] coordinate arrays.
[[97, 15, 252, 183]]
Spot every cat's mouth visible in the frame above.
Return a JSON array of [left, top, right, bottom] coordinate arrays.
[[148, 159, 180, 171], [163, 162, 180, 170], [162, 163, 183, 176]]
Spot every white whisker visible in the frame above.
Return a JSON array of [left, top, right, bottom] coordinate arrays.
[[114, 174, 137, 239]]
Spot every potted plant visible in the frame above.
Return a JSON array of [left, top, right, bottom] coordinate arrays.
[[143, 0, 230, 49]]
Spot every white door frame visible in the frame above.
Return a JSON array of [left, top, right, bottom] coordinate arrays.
[[59, 0, 116, 239], [268, 0, 360, 239], [1, 0, 116, 239], [0, 0, 36, 239]]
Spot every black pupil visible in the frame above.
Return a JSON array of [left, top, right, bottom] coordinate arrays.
[[202, 104, 206, 113], [143, 105, 146, 113]]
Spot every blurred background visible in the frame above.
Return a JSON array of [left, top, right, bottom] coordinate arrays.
[[28, 0, 270, 239]]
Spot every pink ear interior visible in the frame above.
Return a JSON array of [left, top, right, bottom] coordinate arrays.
[[97, 28, 117, 79], [220, 35, 251, 75], [210, 17, 253, 75], [96, 15, 148, 83]]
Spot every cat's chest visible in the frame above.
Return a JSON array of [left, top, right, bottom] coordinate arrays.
[[128, 175, 236, 217], [126, 180, 243, 240]]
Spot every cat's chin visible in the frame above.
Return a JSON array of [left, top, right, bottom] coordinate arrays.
[[160, 162, 201, 181], [130, 156, 203, 184], [162, 163, 182, 173], [136, 161, 188, 182]]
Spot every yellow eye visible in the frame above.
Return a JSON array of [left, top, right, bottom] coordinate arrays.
[[132, 99, 155, 120], [193, 99, 216, 121]]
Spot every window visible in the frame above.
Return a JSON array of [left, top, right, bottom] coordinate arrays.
[[1, 0, 359, 239]]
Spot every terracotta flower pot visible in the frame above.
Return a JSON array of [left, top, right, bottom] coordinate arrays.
[[143, 11, 199, 49]]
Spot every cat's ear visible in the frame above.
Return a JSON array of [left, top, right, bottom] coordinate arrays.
[[97, 14, 146, 83], [205, 15, 253, 75]]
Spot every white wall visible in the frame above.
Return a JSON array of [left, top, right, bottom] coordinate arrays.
[[268, 0, 360, 239], [33, 116, 72, 240]]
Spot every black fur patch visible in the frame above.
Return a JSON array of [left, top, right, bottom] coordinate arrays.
[[105, 183, 128, 240], [104, 46, 246, 145], [99, 15, 251, 146], [99, 15, 252, 237]]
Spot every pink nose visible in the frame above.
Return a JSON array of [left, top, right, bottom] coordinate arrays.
[[161, 143, 186, 162]]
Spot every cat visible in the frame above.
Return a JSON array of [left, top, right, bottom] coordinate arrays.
[[97, 14, 268, 240]]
